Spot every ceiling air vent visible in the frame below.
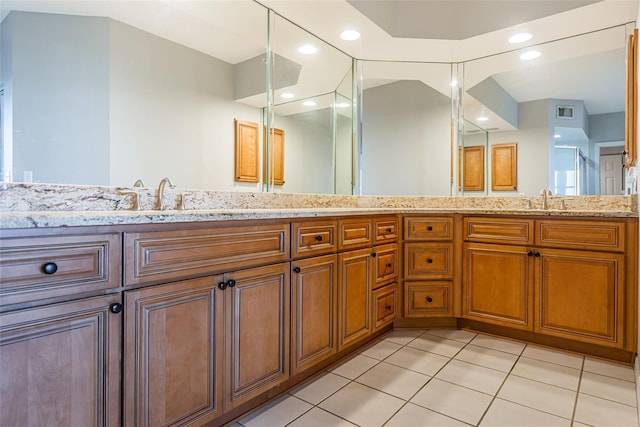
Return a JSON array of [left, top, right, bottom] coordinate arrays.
[[556, 105, 574, 119]]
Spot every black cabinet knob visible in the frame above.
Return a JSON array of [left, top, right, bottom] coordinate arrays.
[[227, 279, 236, 288], [218, 281, 227, 290], [42, 262, 58, 275], [315, 235, 323, 242], [527, 251, 534, 257], [427, 226, 433, 231], [386, 227, 392, 233], [426, 297, 433, 303], [386, 263, 392, 268], [109, 303, 122, 314], [371, 252, 377, 257], [293, 266, 301, 273], [427, 258, 433, 264], [385, 304, 392, 310], [534, 252, 541, 257]]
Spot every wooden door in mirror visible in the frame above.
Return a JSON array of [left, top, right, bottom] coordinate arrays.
[[626, 28, 638, 167], [264, 127, 285, 186], [491, 143, 517, 191], [234, 119, 260, 183]]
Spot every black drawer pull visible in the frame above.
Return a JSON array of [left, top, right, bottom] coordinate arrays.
[[227, 279, 236, 288], [427, 226, 433, 231], [426, 297, 433, 303], [218, 281, 227, 290], [42, 262, 58, 275], [386, 263, 392, 268], [315, 235, 323, 242], [427, 258, 433, 264], [293, 266, 301, 273], [527, 251, 534, 257], [534, 252, 541, 257], [371, 252, 377, 257], [385, 304, 392, 310], [386, 227, 392, 233], [109, 303, 122, 314]]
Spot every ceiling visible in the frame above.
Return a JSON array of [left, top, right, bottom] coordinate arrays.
[[1, 0, 637, 128]]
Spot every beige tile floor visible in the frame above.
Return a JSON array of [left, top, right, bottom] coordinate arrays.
[[233, 329, 639, 427]]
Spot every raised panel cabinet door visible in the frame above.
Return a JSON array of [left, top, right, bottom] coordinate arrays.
[[225, 263, 290, 410], [463, 243, 533, 330], [0, 294, 121, 427], [338, 248, 372, 351], [372, 283, 397, 332], [373, 243, 398, 289], [535, 248, 625, 348], [291, 255, 338, 375], [124, 276, 224, 427]]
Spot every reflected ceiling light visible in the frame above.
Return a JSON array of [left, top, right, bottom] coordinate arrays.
[[280, 92, 295, 99], [509, 33, 532, 44], [554, 134, 562, 138], [340, 29, 360, 41], [450, 79, 458, 87], [298, 44, 317, 55], [520, 50, 541, 60], [303, 100, 317, 107], [335, 102, 350, 108], [477, 116, 489, 122]]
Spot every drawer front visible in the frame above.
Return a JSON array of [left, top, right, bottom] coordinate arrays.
[[404, 281, 452, 317], [0, 233, 121, 306], [464, 217, 533, 245], [536, 220, 625, 252], [338, 218, 373, 251], [404, 216, 453, 240], [404, 243, 453, 279], [372, 283, 397, 331], [292, 221, 337, 259], [374, 217, 399, 244], [373, 243, 398, 289], [125, 223, 289, 286]]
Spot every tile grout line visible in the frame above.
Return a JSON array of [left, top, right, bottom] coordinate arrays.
[[570, 357, 586, 425]]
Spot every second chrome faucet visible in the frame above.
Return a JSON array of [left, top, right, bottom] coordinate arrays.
[[157, 177, 176, 210]]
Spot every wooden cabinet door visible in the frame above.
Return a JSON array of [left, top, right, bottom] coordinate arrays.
[[463, 243, 533, 330], [1, 294, 121, 427], [338, 248, 372, 350], [535, 248, 625, 348], [124, 276, 224, 427], [225, 263, 290, 410], [291, 255, 338, 375]]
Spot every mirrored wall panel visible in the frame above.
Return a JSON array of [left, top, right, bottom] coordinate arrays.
[[359, 61, 453, 196], [462, 24, 629, 196]]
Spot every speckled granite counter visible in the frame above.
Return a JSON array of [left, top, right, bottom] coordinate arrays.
[[0, 183, 637, 229]]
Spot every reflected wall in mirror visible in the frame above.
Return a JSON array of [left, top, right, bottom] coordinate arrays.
[[462, 24, 630, 196], [267, 12, 354, 194], [359, 61, 452, 196]]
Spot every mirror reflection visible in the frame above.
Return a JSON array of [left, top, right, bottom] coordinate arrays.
[[0, 0, 354, 194], [359, 60, 453, 196], [462, 24, 629, 196]]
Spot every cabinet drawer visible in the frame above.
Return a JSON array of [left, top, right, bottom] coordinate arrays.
[[338, 218, 373, 251], [374, 217, 399, 243], [125, 223, 289, 286], [404, 281, 452, 317], [373, 243, 398, 289], [0, 233, 121, 306], [464, 217, 533, 245], [372, 283, 397, 332], [292, 220, 337, 258], [404, 217, 453, 240], [536, 220, 625, 252], [404, 243, 453, 279]]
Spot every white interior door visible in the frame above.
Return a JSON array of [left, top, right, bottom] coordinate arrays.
[[599, 154, 623, 195]]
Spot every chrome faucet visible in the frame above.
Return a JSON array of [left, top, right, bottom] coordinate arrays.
[[540, 189, 551, 210], [156, 177, 176, 210]]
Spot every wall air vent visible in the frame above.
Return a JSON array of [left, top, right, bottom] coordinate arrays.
[[556, 105, 574, 119]]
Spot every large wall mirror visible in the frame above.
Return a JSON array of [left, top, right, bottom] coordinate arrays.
[[462, 24, 631, 196], [0, 0, 355, 194], [359, 60, 453, 196]]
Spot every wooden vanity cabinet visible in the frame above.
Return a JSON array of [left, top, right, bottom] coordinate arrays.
[[403, 215, 457, 318], [0, 228, 123, 427], [463, 216, 636, 351]]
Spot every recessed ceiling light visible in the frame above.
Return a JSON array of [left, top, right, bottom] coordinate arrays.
[[280, 92, 294, 99], [303, 100, 316, 107], [335, 102, 350, 108], [340, 30, 360, 41], [509, 33, 532, 44], [477, 116, 489, 122], [297, 44, 317, 55], [554, 134, 561, 138], [520, 50, 541, 61]]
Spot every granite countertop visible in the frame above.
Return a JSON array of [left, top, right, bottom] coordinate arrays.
[[1, 206, 636, 229]]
